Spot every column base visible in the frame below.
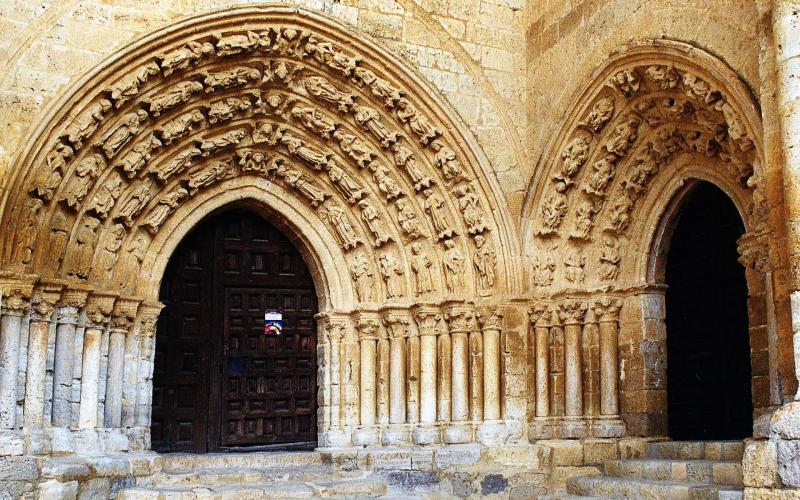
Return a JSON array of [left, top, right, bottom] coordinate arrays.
[[413, 424, 440, 445], [322, 428, 352, 448], [382, 424, 411, 445], [528, 417, 557, 439], [561, 417, 591, 438], [477, 420, 508, 445], [592, 417, 626, 437], [353, 427, 380, 446], [443, 422, 472, 444]]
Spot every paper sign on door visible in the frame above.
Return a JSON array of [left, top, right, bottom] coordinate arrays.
[[264, 310, 282, 335]]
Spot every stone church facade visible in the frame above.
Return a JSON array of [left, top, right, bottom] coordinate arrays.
[[0, 0, 799, 498]]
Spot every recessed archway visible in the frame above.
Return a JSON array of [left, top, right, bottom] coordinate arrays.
[[152, 206, 318, 453], [661, 181, 752, 440]]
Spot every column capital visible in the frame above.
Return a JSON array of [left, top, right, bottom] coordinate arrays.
[[477, 307, 503, 332], [529, 303, 552, 328], [737, 230, 770, 273], [593, 297, 622, 323], [559, 299, 588, 326], [137, 301, 164, 337], [58, 283, 93, 309], [382, 310, 411, 339], [320, 313, 349, 343], [443, 302, 476, 334], [354, 312, 382, 341], [0, 271, 35, 316], [111, 297, 142, 332], [414, 305, 441, 337], [31, 280, 64, 319], [85, 292, 119, 327]]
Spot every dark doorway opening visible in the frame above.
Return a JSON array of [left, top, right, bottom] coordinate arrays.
[[665, 182, 752, 440], [151, 208, 319, 453]]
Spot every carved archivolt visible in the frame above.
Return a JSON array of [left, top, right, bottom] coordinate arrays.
[[0, 7, 521, 305], [523, 41, 764, 292]]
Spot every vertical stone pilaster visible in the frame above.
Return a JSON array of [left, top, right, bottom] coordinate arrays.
[[383, 310, 410, 445], [437, 314, 452, 423], [0, 279, 33, 429], [443, 302, 474, 444], [529, 304, 550, 419], [376, 322, 390, 427], [342, 319, 360, 429], [105, 298, 139, 429], [354, 312, 380, 446], [596, 298, 621, 416], [560, 300, 587, 418], [477, 307, 507, 444], [79, 292, 116, 429], [52, 286, 90, 428], [413, 305, 440, 444], [24, 281, 62, 428], [133, 303, 161, 430], [468, 314, 483, 423], [406, 325, 421, 425], [319, 313, 350, 447]]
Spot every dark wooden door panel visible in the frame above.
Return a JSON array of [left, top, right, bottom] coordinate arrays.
[[153, 209, 318, 452]]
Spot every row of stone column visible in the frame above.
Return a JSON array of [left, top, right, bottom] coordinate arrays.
[[0, 276, 161, 454], [318, 301, 508, 447], [528, 297, 625, 438]]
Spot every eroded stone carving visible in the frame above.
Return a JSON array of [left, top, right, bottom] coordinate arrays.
[[158, 110, 206, 145], [91, 223, 125, 279], [208, 96, 252, 124], [281, 167, 328, 207], [396, 98, 440, 145], [62, 153, 104, 209], [554, 131, 592, 187], [585, 96, 615, 132], [158, 40, 215, 76], [410, 242, 434, 296], [334, 130, 374, 168], [202, 66, 261, 92], [99, 110, 149, 159], [66, 216, 101, 279], [141, 187, 189, 234], [108, 63, 160, 108], [188, 158, 235, 195], [199, 129, 247, 156], [432, 140, 468, 183], [392, 144, 433, 191], [370, 163, 403, 201], [599, 236, 621, 280], [395, 198, 423, 239], [453, 183, 488, 235], [354, 105, 399, 147], [320, 201, 361, 250], [378, 252, 404, 299], [564, 250, 586, 284], [359, 198, 391, 247], [117, 134, 162, 179], [583, 154, 616, 197], [354, 66, 402, 107], [144, 81, 203, 117], [303, 76, 355, 112], [291, 105, 336, 138], [329, 163, 366, 203], [88, 173, 124, 219], [116, 180, 157, 227], [423, 189, 455, 241], [532, 254, 555, 287], [62, 99, 112, 149], [473, 234, 496, 291], [540, 183, 568, 234], [306, 35, 361, 76], [611, 68, 640, 96], [214, 30, 270, 57], [14, 198, 44, 264], [570, 199, 596, 240], [443, 239, 466, 293], [350, 252, 374, 302], [153, 147, 201, 182]]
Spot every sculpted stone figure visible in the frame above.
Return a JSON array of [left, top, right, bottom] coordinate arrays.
[[423, 188, 454, 241], [600, 236, 622, 280], [118, 232, 149, 289], [611, 68, 640, 96], [431, 140, 467, 182], [280, 132, 331, 170], [305, 35, 361, 76], [159, 40, 215, 76], [45, 142, 75, 176], [62, 99, 112, 149], [202, 66, 261, 92], [410, 242, 434, 295], [371, 163, 402, 200], [564, 250, 586, 284], [571, 199, 596, 240], [33, 143, 74, 200], [142, 187, 189, 234], [14, 197, 44, 265], [358, 199, 391, 247], [329, 164, 365, 203], [91, 223, 125, 279], [379, 253, 405, 299], [354, 106, 399, 147], [188, 159, 233, 195], [541, 183, 568, 233], [108, 63, 159, 107], [252, 122, 282, 145], [116, 181, 156, 227], [291, 106, 336, 138], [584, 154, 616, 197], [395, 198, 423, 239], [304, 76, 354, 112], [88, 174, 123, 218], [624, 157, 659, 198], [350, 252, 374, 302], [158, 110, 205, 144], [145, 81, 203, 116], [605, 114, 641, 156], [586, 96, 615, 132], [153, 147, 201, 182], [68, 216, 101, 279], [208, 96, 252, 124], [532, 255, 556, 287], [473, 234, 496, 290], [320, 201, 360, 249], [333, 130, 373, 168], [354, 66, 402, 107], [282, 168, 327, 207], [646, 64, 680, 89], [392, 143, 432, 190], [214, 31, 269, 56], [49, 208, 72, 268], [199, 129, 247, 156], [396, 98, 440, 145], [454, 183, 488, 235], [99, 109, 149, 159], [607, 193, 634, 233], [443, 239, 465, 293], [555, 132, 591, 186], [116, 134, 162, 178], [238, 150, 281, 177], [62, 154, 104, 209]]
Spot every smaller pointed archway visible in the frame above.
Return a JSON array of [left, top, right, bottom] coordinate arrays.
[[663, 181, 752, 440]]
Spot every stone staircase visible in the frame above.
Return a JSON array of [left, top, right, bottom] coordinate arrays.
[[563, 440, 745, 499], [117, 450, 393, 499]]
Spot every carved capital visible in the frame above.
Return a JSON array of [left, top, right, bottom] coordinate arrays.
[[0, 272, 35, 316], [58, 284, 92, 309], [414, 305, 441, 337], [111, 297, 142, 332], [558, 300, 588, 326], [320, 314, 349, 343], [477, 307, 503, 332], [528, 303, 551, 328], [737, 232, 770, 274], [593, 297, 622, 323], [354, 311, 381, 341], [31, 280, 64, 320], [136, 301, 164, 337], [382, 310, 411, 339], [85, 292, 118, 327], [443, 302, 476, 335]]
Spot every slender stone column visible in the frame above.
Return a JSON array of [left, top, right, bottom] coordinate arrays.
[[134, 303, 161, 428], [0, 283, 32, 429], [52, 286, 90, 428], [105, 298, 139, 428], [383, 311, 410, 444], [437, 318, 451, 423], [595, 298, 622, 416], [354, 313, 380, 445], [376, 324, 390, 426], [79, 292, 116, 429], [560, 300, 587, 418], [342, 320, 360, 428], [24, 282, 63, 427], [444, 303, 474, 443], [321, 315, 350, 446], [413, 306, 440, 444], [406, 326, 421, 424], [468, 318, 483, 423], [479, 309, 502, 420], [529, 305, 550, 417]]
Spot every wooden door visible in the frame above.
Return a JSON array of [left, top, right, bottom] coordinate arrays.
[[152, 209, 318, 452]]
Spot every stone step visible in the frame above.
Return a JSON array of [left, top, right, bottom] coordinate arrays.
[[118, 476, 387, 499], [567, 476, 743, 500], [645, 441, 744, 461], [141, 465, 370, 488], [604, 459, 743, 486], [538, 495, 608, 499], [155, 451, 324, 473]]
